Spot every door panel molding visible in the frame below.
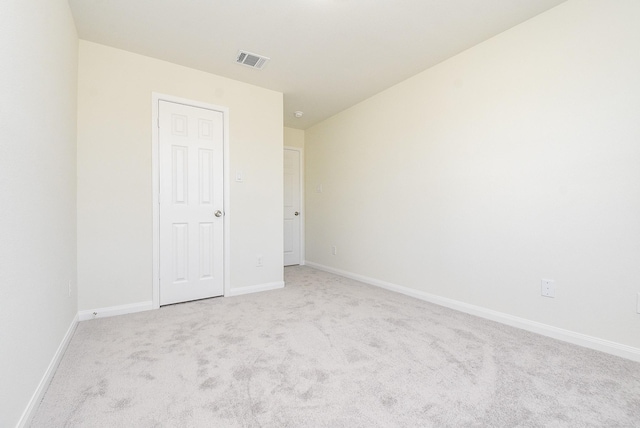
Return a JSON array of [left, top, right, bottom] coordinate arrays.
[[152, 93, 230, 308]]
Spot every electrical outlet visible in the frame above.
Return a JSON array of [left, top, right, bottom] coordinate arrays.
[[256, 255, 263, 267], [316, 184, 323, 193], [331, 246, 337, 256], [541, 279, 555, 298]]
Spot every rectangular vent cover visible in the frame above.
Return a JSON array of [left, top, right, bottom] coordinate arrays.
[[236, 50, 270, 70]]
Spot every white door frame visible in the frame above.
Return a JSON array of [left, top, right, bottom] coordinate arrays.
[[152, 93, 231, 308], [284, 146, 305, 265]]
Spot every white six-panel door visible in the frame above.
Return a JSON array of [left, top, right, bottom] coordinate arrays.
[[284, 149, 301, 266], [159, 100, 224, 305]]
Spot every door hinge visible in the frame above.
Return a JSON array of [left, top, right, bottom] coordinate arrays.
[[157, 117, 160, 128], [158, 193, 161, 204]]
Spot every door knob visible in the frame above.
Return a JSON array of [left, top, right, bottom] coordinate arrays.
[[214, 210, 223, 217], [294, 211, 299, 216]]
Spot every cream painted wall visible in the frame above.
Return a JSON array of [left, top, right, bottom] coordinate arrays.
[[284, 127, 305, 149], [77, 41, 283, 311], [306, 0, 640, 349], [0, 1, 78, 426]]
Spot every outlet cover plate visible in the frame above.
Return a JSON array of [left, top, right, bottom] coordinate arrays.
[[541, 279, 555, 298]]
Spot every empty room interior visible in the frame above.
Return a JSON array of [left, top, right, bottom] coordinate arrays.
[[2, 0, 640, 426]]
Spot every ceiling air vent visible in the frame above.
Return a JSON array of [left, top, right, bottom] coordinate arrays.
[[236, 50, 270, 70]]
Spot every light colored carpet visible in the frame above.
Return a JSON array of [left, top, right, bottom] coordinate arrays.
[[32, 266, 640, 427]]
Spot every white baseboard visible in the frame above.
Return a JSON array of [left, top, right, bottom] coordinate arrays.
[[17, 313, 79, 428], [304, 261, 640, 363], [226, 281, 285, 297], [78, 301, 153, 321]]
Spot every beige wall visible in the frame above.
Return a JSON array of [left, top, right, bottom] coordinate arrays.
[[284, 127, 305, 149], [306, 0, 640, 349], [0, 1, 78, 426], [77, 41, 283, 311]]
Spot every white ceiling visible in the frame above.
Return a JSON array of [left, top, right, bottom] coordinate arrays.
[[68, 0, 567, 129]]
